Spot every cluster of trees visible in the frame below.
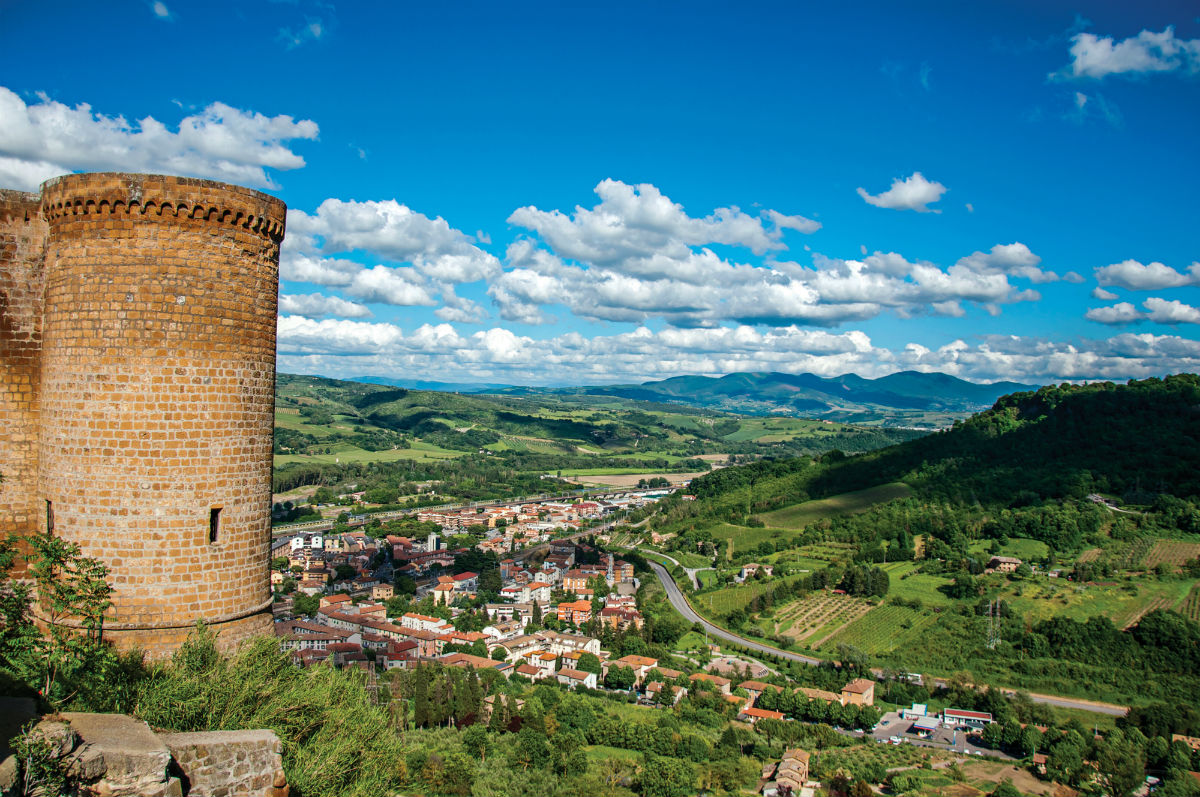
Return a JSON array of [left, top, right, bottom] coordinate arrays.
[[1017, 610, 1200, 680], [753, 688, 881, 730], [837, 566, 889, 598], [270, 500, 320, 523]]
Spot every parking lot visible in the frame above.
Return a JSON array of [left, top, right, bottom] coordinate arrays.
[[870, 711, 1011, 759]]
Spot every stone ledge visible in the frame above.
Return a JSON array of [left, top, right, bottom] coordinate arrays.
[[11, 714, 287, 797]]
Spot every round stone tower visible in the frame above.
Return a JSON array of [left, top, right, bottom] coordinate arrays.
[[0, 189, 48, 548], [35, 173, 286, 657]]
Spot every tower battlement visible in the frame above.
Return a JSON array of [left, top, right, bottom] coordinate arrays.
[[0, 173, 285, 657]]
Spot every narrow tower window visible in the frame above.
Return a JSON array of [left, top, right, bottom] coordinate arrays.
[[209, 508, 222, 544], [46, 500, 55, 535]]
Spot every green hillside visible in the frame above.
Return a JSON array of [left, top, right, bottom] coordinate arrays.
[[504, 369, 1038, 426], [642, 375, 1200, 707], [270, 373, 924, 504]]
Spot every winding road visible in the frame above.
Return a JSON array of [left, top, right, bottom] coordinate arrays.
[[646, 561, 1128, 717], [640, 549, 714, 590]]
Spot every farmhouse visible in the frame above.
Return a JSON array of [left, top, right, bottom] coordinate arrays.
[[988, 555, 1022, 572], [740, 563, 774, 580], [690, 673, 732, 695], [765, 748, 810, 796], [840, 678, 875, 706], [797, 686, 841, 705], [739, 707, 785, 724]]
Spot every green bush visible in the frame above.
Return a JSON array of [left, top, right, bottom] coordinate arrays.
[[135, 627, 404, 797]]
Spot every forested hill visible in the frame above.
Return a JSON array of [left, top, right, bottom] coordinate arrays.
[[498, 370, 1038, 426], [690, 375, 1200, 510]]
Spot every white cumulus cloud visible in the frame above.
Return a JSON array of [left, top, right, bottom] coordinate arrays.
[[508, 179, 813, 267], [276, 314, 1200, 385], [856, 171, 947, 213], [1143, 297, 1200, 325], [287, 198, 500, 284], [1060, 26, 1200, 79], [0, 86, 317, 191], [1094, 259, 1200, 290], [279, 293, 372, 319], [1085, 302, 1144, 325], [344, 265, 437, 307], [954, 242, 1062, 283]]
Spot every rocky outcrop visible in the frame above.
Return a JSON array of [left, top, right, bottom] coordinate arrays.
[[3, 714, 287, 797]]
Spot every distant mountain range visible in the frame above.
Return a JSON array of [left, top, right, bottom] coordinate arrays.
[[349, 376, 518, 393], [350, 370, 1040, 426]]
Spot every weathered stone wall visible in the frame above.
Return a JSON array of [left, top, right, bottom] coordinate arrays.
[[0, 172, 285, 657], [0, 189, 47, 554], [9, 714, 288, 797], [162, 730, 288, 797]]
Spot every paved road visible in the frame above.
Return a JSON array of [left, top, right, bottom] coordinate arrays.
[[640, 549, 713, 589], [646, 561, 1128, 717], [649, 561, 822, 666]]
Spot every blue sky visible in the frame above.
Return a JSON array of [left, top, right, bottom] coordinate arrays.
[[2, 1, 1198, 385]]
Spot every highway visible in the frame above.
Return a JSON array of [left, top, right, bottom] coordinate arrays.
[[646, 561, 1128, 717]]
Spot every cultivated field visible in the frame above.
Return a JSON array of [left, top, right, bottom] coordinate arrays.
[[999, 578, 1194, 626], [1143, 539, 1200, 570], [563, 471, 706, 487], [820, 602, 938, 655], [797, 542, 858, 563], [713, 524, 789, 558], [274, 440, 463, 466], [698, 574, 808, 617], [968, 536, 1048, 562], [1177, 584, 1200, 622], [760, 482, 912, 530], [882, 561, 955, 606], [773, 592, 871, 642]]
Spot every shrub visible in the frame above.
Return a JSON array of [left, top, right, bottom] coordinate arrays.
[[135, 626, 404, 797]]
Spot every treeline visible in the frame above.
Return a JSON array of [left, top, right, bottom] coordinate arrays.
[[1017, 610, 1200, 679], [272, 457, 571, 501], [808, 374, 1200, 506], [676, 376, 1200, 529]]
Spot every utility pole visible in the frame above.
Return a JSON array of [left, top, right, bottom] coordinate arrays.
[[986, 599, 1001, 650]]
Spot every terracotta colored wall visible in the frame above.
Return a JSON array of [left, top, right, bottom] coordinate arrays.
[[0, 190, 48, 550], [18, 173, 286, 655]]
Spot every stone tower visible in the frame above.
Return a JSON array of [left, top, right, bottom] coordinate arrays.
[[0, 173, 286, 657]]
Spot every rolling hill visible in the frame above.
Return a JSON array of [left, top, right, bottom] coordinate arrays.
[[496, 370, 1038, 426]]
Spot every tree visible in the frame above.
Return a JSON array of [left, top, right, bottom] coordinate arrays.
[[462, 724, 491, 761], [1095, 730, 1147, 797], [576, 652, 603, 675], [605, 665, 636, 690], [292, 594, 320, 617], [412, 666, 432, 728], [637, 754, 695, 797], [10, 532, 115, 706], [989, 779, 1022, 797], [487, 694, 510, 733]]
